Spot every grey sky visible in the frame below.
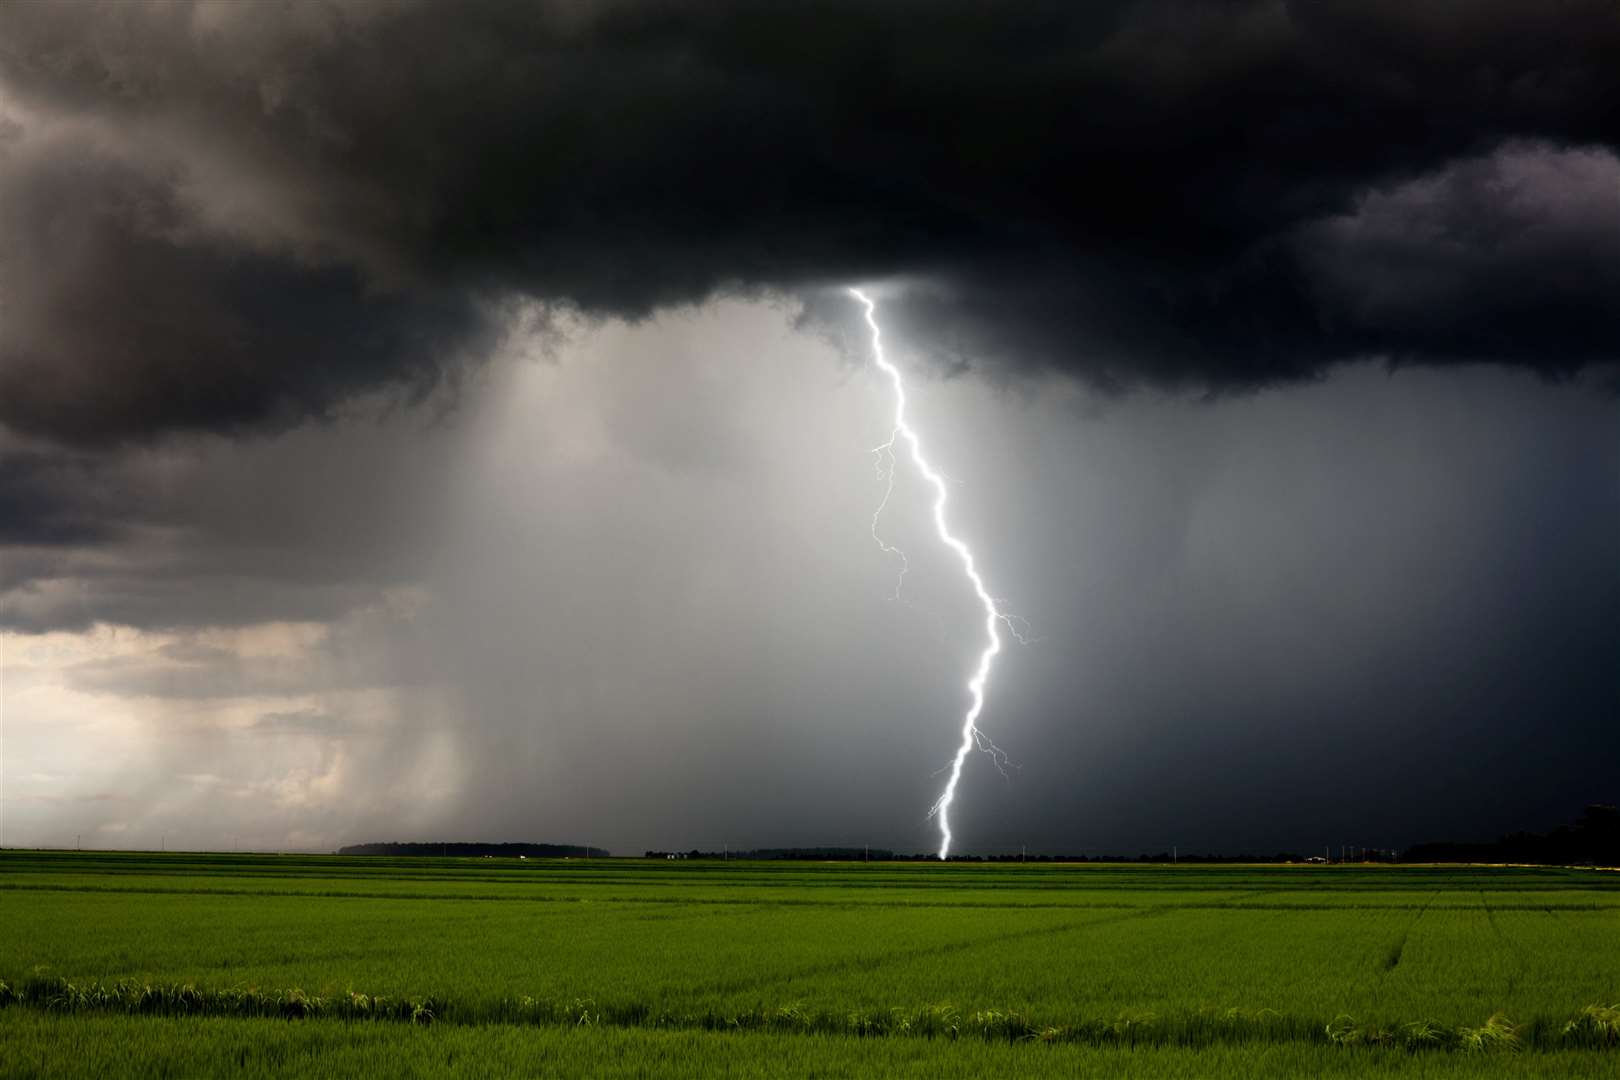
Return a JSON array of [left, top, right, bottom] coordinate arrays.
[[6, 301, 1616, 854], [2, 2, 1617, 855]]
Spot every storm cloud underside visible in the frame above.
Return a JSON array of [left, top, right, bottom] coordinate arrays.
[[3, 0, 1620, 446]]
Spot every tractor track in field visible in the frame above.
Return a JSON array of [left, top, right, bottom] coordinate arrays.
[[687, 905, 1174, 1000], [1380, 888, 1440, 973], [1480, 889, 1529, 998]]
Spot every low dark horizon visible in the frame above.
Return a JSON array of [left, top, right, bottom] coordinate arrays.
[[2, 2, 1616, 861], [15, 801, 1617, 866]]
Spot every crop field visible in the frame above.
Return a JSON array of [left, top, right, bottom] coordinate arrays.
[[2, 852, 1617, 1077]]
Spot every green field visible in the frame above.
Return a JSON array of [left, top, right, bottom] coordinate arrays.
[[2, 852, 1616, 1077]]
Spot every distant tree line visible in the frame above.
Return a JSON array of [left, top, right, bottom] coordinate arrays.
[[1402, 805, 1618, 866], [644, 847, 898, 861], [642, 848, 1316, 863], [641, 808, 1619, 865], [338, 805, 1615, 865], [339, 842, 610, 858]]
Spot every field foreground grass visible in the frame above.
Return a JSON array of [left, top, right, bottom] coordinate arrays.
[[6, 1013, 1620, 1080], [2, 852, 1616, 1076]]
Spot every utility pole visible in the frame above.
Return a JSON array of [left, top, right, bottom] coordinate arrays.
[[1173, 845, 1177, 864]]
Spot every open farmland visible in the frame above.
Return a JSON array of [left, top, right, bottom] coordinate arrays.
[[2, 852, 1617, 1077]]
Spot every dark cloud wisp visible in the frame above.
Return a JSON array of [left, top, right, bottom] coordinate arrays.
[[3, 0, 1619, 447]]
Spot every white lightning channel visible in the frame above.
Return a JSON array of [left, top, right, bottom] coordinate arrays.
[[851, 287, 1008, 861]]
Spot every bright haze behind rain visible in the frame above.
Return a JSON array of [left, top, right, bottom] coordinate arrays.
[[1, 1, 1617, 857]]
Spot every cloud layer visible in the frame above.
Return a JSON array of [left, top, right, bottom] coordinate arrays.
[[4, 0, 1618, 447]]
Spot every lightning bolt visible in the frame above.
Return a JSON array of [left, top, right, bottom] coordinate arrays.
[[851, 287, 1012, 861]]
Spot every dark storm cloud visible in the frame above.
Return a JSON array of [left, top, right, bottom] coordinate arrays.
[[0, 448, 130, 545], [1298, 143, 1620, 369], [3, 0, 1619, 449], [0, 138, 491, 447], [0, 412, 458, 633]]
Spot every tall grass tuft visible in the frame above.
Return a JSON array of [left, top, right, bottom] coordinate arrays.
[[6, 973, 1617, 1054], [1562, 1003, 1620, 1047], [1324, 1014, 1393, 1047], [1399, 1018, 1448, 1048], [1327, 1011, 1525, 1053], [1455, 1012, 1520, 1053], [14, 974, 439, 1026]]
